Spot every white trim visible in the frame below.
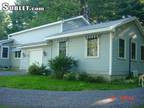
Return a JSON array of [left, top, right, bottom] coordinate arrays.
[[45, 27, 112, 41], [85, 36, 99, 58], [8, 16, 90, 37], [63, 16, 90, 25], [8, 21, 62, 37], [1, 46, 9, 59], [57, 40, 68, 56], [19, 43, 48, 49], [118, 38, 126, 59], [109, 32, 113, 75]]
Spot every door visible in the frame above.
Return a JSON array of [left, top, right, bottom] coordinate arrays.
[[29, 49, 43, 66]]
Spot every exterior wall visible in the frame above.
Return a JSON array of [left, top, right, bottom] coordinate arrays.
[[9, 23, 62, 45], [16, 33, 111, 75], [47, 33, 110, 75], [0, 42, 13, 68], [112, 22, 144, 76]]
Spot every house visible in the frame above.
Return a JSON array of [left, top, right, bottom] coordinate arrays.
[[0, 16, 144, 79]]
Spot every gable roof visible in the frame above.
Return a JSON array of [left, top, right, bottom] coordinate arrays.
[[0, 39, 13, 45], [8, 16, 89, 37], [45, 17, 144, 41]]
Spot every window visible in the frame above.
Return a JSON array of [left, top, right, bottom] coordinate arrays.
[[131, 42, 136, 60], [59, 41, 66, 56], [119, 39, 125, 58], [141, 45, 144, 61], [87, 37, 98, 57], [2, 47, 9, 59], [15, 51, 21, 58]]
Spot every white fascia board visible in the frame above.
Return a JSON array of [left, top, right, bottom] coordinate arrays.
[[8, 21, 62, 37], [112, 17, 137, 29], [63, 16, 90, 25], [45, 27, 113, 41], [18, 43, 48, 49]]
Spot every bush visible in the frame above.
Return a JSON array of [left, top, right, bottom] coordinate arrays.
[[28, 64, 50, 75], [63, 72, 107, 83], [48, 56, 77, 79], [63, 72, 79, 81]]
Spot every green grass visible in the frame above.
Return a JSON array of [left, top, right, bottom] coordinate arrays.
[[0, 75, 138, 91]]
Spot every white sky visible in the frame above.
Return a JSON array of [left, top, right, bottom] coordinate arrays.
[[0, 0, 15, 10]]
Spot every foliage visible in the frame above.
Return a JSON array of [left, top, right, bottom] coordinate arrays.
[[0, 11, 10, 39], [87, 0, 144, 25], [1, 0, 144, 39], [28, 64, 49, 75], [0, 75, 138, 91], [48, 56, 77, 79], [63, 72, 79, 81], [63, 72, 107, 83]]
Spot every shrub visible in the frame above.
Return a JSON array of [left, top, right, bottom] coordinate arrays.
[[77, 73, 107, 83], [63, 72, 79, 81], [48, 56, 77, 79], [28, 64, 50, 75]]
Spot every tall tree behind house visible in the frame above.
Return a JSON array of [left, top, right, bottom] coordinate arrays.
[[80, 0, 89, 21]]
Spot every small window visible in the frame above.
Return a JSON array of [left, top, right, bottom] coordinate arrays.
[[2, 47, 9, 59], [141, 45, 144, 61], [59, 41, 66, 56], [131, 42, 136, 60], [87, 37, 98, 57], [119, 39, 125, 58], [15, 51, 21, 58]]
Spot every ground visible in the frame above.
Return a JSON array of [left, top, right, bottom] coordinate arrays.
[[0, 88, 144, 108], [0, 72, 143, 108]]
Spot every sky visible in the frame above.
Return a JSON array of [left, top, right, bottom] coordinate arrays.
[[0, 0, 15, 10]]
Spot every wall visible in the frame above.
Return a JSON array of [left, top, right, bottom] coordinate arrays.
[[9, 23, 62, 45], [45, 33, 111, 75], [0, 42, 13, 68], [112, 22, 144, 76]]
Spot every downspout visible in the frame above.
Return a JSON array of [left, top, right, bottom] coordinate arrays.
[[109, 32, 113, 77]]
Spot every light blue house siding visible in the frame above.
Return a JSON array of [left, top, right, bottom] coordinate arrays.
[[112, 22, 144, 76], [67, 34, 110, 75], [0, 42, 13, 68]]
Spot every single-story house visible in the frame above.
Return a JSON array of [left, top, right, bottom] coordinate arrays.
[[0, 16, 144, 79]]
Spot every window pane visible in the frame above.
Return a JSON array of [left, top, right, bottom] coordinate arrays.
[[59, 41, 66, 56], [87, 38, 98, 56], [18, 51, 21, 58], [141, 46, 144, 60], [2, 47, 8, 58], [15, 51, 17, 58], [119, 39, 125, 58], [131, 43, 136, 59]]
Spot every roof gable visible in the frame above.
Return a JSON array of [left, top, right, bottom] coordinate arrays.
[[45, 17, 144, 41], [8, 16, 89, 37]]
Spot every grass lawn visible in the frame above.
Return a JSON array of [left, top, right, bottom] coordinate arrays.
[[0, 75, 138, 91]]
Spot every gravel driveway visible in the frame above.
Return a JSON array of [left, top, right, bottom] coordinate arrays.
[[0, 72, 25, 76], [0, 88, 144, 108]]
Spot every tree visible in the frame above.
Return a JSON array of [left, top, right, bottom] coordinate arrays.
[[0, 11, 10, 39], [29, 0, 80, 27], [87, 0, 144, 25]]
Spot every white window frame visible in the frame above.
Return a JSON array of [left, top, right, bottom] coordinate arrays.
[[14, 51, 21, 59], [85, 36, 99, 58], [1, 46, 9, 59], [141, 44, 144, 61], [58, 40, 68, 56], [118, 38, 126, 59], [131, 41, 137, 61]]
